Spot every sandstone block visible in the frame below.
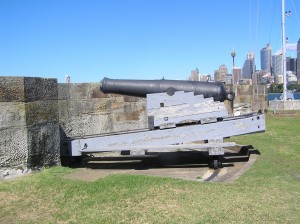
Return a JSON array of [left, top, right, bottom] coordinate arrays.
[[24, 77, 58, 101], [0, 127, 28, 167], [0, 102, 26, 128], [25, 100, 58, 126], [27, 123, 60, 168], [0, 77, 25, 102]]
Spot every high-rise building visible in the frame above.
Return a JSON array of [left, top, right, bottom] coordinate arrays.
[[232, 67, 242, 84], [272, 52, 283, 84], [287, 71, 297, 83], [260, 44, 272, 74], [272, 52, 297, 83], [286, 57, 297, 74], [199, 74, 210, 82], [297, 39, 300, 80], [242, 52, 255, 79], [252, 70, 264, 84], [214, 65, 228, 82], [188, 68, 200, 81]]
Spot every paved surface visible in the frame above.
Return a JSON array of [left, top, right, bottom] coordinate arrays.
[[64, 146, 259, 182]]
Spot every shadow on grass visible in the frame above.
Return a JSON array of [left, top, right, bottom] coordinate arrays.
[[62, 145, 260, 171]]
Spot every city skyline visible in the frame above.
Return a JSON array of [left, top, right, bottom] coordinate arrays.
[[1, 0, 300, 83]]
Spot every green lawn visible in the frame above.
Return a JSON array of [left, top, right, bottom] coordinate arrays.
[[1, 111, 300, 223]]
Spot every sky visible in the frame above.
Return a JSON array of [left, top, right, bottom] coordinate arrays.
[[0, 0, 300, 83]]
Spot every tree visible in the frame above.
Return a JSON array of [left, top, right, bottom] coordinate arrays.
[[287, 84, 300, 92], [268, 83, 283, 93]]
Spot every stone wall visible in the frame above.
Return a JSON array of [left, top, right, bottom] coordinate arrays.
[[230, 84, 268, 114], [269, 100, 300, 111], [58, 83, 148, 156], [0, 77, 60, 179]]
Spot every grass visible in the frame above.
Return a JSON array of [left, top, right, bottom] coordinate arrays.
[[1, 111, 300, 223]]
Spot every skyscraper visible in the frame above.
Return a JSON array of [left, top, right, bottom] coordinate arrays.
[[286, 57, 296, 74], [260, 44, 272, 74], [242, 52, 255, 79], [272, 52, 283, 84], [232, 67, 242, 84], [188, 68, 200, 81], [214, 65, 228, 82], [297, 39, 300, 80]]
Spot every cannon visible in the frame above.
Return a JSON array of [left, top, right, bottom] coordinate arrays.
[[100, 78, 235, 102], [62, 77, 265, 170]]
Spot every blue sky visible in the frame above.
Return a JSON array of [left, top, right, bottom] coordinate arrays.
[[0, 0, 299, 83]]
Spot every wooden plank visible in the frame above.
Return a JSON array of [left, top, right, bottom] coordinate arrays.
[[79, 142, 236, 153], [71, 114, 266, 156], [147, 91, 206, 109], [146, 91, 228, 127], [155, 110, 227, 128], [148, 100, 228, 127], [148, 102, 227, 118]]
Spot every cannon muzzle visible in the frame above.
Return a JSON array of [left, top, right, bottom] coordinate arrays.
[[100, 78, 234, 102]]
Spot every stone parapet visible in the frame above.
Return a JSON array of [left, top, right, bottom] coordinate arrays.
[[0, 77, 25, 102], [230, 84, 268, 114], [58, 83, 147, 141], [0, 77, 60, 179], [269, 100, 300, 111]]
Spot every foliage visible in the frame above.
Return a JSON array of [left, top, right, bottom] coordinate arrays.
[[269, 83, 300, 93], [268, 83, 283, 93], [1, 112, 300, 223], [288, 83, 300, 92]]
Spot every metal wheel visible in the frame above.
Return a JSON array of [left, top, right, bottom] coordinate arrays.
[[213, 159, 219, 170]]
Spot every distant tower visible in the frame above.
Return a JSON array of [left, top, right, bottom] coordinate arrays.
[[297, 39, 300, 80], [260, 44, 272, 74], [231, 49, 236, 68]]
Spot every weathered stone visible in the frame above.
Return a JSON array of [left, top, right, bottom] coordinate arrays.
[[0, 127, 28, 167], [239, 95, 252, 104], [0, 76, 60, 173], [269, 100, 300, 110], [58, 83, 72, 100], [0, 77, 25, 102], [60, 113, 114, 138], [0, 167, 32, 180], [237, 85, 252, 96], [123, 95, 145, 102], [0, 102, 26, 128], [57, 100, 69, 122], [57, 83, 148, 140], [24, 77, 58, 101], [25, 100, 58, 126], [27, 123, 60, 168], [253, 85, 267, 95], [58, 82, 131, 100]]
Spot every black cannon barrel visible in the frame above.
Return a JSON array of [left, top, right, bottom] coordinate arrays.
[[100, 78, 234, 102]]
